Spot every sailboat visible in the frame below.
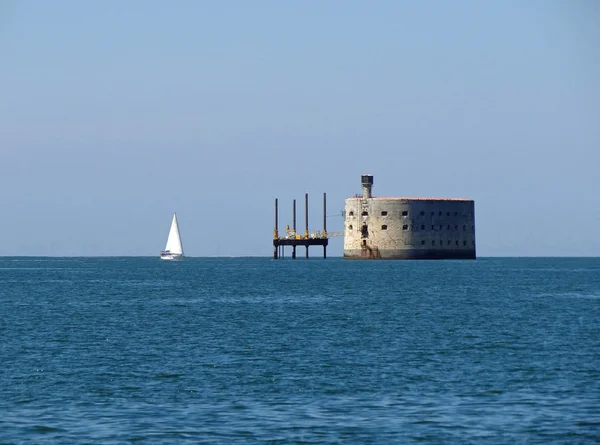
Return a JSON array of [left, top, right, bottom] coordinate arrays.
[[160, 213, 184, 260]]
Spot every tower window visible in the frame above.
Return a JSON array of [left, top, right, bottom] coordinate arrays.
[[463, 225, 466, 231], [456, 240, 459, 246], [448, 240, 451, 245], [431, 225, 435, 230], [447, 225, 451, 230], [420, 211, 425, 216], [454, 225, 458, 230], [432, 240, 435, 245], [454, 212, 458, 216], [463, 240, 467, 246], [381, 211, 388, 216], [349, 211, 354, 216], [439, 211, 442, 216], [381, 225, 387, 230], [361, 211, 368, 216], [402, 225, 408, 230], [447, 212, 450, 216], [402, 211, 408, 216], [431, 211, 435, 216], [348, 225, 353, 230], [421, 240, 426, 245], [421, 224, 425, 230]]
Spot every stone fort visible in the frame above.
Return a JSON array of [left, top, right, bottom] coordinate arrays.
[[343, 175, 476, 259]]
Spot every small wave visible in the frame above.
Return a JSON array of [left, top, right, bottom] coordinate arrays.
[[537, 292, 600, 299], [30, 425, 65, 433], [155, 373, 184, 379]]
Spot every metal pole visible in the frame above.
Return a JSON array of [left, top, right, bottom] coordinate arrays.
[[304, 193, 309, 239], [305, 193, 309, 259], [323, 192, 327, 259], [323, 192, 326, 233], [273, 198, 278, 259], [275, 198, 278, 237], [292, 199, 296, 259], [293, 199, 296, 234]]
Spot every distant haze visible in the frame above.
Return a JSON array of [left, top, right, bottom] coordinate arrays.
[[1, 1, 598, 256]]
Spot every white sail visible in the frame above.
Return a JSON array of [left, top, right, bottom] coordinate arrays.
[[164, 213, 184, 256]]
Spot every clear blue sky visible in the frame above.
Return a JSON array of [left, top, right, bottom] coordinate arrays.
[[1, 0, 598, 256]]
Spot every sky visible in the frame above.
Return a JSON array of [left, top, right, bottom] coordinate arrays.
[[1, 0, 599, 257]]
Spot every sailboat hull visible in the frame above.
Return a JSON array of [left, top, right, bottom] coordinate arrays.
[[160, 253, 183, 261]]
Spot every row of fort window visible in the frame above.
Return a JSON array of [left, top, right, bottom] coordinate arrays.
[[421, 240, 474, 246], [348, 224, 474, 231], [348, 210, 473, 217]]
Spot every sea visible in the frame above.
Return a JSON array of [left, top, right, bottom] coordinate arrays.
[[0, 257, 598, 444]]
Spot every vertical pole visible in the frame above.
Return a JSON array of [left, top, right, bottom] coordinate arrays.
[[323, 192, 327, 234], [273, 198, 278, 259], [305, 193, 309, 259], [323, 192, 327, 259], [292, 199, 296, 259], [275, 198, 279, 237], [304, 193, 309, 239]]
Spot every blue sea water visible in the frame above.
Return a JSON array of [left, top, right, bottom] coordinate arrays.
[[0, 257, 598, 444]]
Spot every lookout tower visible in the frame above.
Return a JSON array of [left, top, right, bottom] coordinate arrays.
[[361, 174, 373, 199]]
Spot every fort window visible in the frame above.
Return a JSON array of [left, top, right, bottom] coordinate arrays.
[[381, 211, 388, 216], [456, 240, 459, 246], [421, 224, 425, 230], [381, 225, 387, 230], [348, 211, 354, 216], [361, 211, 368, 216], [431, 225, 435, 230], [402, 225, 408, 230], [439, 225, 443, 230], [454, 225, 458, 230], [463, 240, 467, 246], [454, 212, 458, 216], [348, 225, 353, 230], [402, 211, 408, 216], [448, 240, 452, 245], [447, 212, 450, 216], [439, 211, 442, 216], [420, 211, 425, 216], [463, 225, 466, 231], [421, 240, 426, 245], [447, 225, 451, 230], [431, 211, 435, 216], [432, 240, 435, 245]]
